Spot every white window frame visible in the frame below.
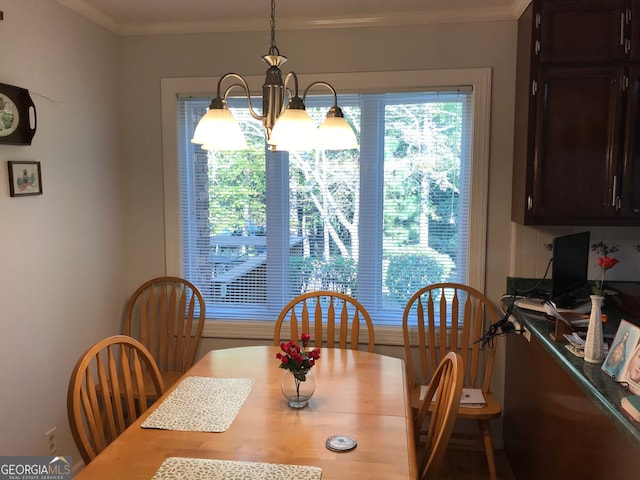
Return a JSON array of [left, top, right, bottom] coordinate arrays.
[[160, 68, 491, 345]]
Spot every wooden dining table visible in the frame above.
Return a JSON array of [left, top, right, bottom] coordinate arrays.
[[73, 345, 418, 479]]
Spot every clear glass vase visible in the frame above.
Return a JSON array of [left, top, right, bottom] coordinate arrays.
[[281, 369, 315, 408], [584, 295, 605, 364]]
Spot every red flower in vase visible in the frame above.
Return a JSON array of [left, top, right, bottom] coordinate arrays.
[[276, 333, 321, 382], [593, 255, 619, 297]]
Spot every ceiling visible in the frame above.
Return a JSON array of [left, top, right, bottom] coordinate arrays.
[[56, 0, 531, 36]]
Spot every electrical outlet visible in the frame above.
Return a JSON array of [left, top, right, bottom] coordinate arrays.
[[45, 426, 57, 456]]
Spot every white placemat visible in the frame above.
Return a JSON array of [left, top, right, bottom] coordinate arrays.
[[141, 376, 254, 432], [151, 457, 323, 480]]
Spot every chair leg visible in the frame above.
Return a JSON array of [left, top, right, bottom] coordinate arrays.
[[479, 419, 497, 480]]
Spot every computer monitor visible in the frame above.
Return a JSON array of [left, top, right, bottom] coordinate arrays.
[[551, 231, 591, 308]]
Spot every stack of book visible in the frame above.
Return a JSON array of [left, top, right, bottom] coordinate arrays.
[[621, 395, 640, 422]]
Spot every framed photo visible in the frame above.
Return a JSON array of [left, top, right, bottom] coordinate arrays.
[[7, 161, 42, 197], [602, 319, 640, 394], [0, 82, 37, 145]]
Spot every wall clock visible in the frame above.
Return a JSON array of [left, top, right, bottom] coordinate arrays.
[[0, 82, 37, 145]]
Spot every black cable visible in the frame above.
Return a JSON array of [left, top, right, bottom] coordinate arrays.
[[475, 258, 553, 347], [475, 294, 516, 348], [514, 257, 553, 298]]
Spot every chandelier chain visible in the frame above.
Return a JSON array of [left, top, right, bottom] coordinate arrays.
[[269, 0, 279, 55]]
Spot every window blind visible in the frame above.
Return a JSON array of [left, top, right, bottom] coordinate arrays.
[[177, 88, 473, 324]]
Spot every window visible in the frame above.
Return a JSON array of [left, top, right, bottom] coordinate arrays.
[[162, 70, 490, 339]]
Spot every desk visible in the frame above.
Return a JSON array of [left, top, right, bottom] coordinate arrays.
[[73, 346, 417, 480]]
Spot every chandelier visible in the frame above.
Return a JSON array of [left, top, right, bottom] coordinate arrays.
[[191, 0, 358, 152]]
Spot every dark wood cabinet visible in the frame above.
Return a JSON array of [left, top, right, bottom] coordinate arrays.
[[512, 0, 640, 225], [631, 0, 640, 60], [539, 0, 627, 63], [504, 330, 640, 479], [531, 66, 623, 221], [621, 66, 640, 217]]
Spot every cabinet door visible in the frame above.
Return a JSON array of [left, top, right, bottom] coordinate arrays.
[[621, 66, 640, 218], [531, 66, 623, 222], [539, 0, 626, 63], [631, 0, 640, 60]]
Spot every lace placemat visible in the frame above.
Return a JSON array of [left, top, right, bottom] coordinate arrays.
[[141, 376, 255, 432], [151, 457, 323, 480]]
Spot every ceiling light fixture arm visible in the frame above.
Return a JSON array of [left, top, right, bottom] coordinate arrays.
[[216, 73, 264, 122], [282, 71, 306, 112], [303, 81, 347, 119]]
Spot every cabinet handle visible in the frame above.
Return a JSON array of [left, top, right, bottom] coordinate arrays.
[[527, 196, 533, 211], [626, 39, 631, 55], [621, 13, 625, 46], [535, 13, 541, 29], [612, 175, 618, 206], [532, 80, 537, 96], [535, 40, 541, 56]]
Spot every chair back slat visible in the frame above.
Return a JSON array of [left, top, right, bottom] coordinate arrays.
[[103, 347, 123, 436], [459, 296, 471, 382], [81, 373, 104, 457], [68, 335, 165, 465], [139, 295, 150, 355], [274, 291, 375, 352], [289, 308, 299, 344], [450, 295, 459, 354], [171, 286, 184, 370], [179, 293, 196, 370], [317, 300, 329, 347], [414, 297, 426, 384], [350, 309, 360, 350], [428, 294, 438, 380], [469, 303, 485, 387], [162, 284, 177, 372], [150, 289, 160, 361], [439, 291, 450, 361]]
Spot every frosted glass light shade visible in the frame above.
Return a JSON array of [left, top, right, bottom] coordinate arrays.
[[318, 116, 358, 150], [268, 108, 317, 151], [191, 108, 247, 151]]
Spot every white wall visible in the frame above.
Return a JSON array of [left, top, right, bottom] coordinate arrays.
[[0, 0, 123, 460]]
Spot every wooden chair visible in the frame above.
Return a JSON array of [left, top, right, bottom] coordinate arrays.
[[414, 351, 464, 480], [402, 282, 501, 480], [67, 335, 165, 464], [124, 276, 205, 389], [274, 291, 375, 352]]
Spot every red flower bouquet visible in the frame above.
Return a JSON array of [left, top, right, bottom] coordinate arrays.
[[591, 242, 620, 297], [276, 333, 321, 382]]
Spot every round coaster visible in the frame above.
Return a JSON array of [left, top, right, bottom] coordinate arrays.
[[325, 434, 357, 452]]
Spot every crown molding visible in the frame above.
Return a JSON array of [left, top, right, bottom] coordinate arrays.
[[57, 0, 531, 36]]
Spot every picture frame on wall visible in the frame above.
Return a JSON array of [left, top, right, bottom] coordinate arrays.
[[0, 82, 37, 145], [7, 161, 42, 197]]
